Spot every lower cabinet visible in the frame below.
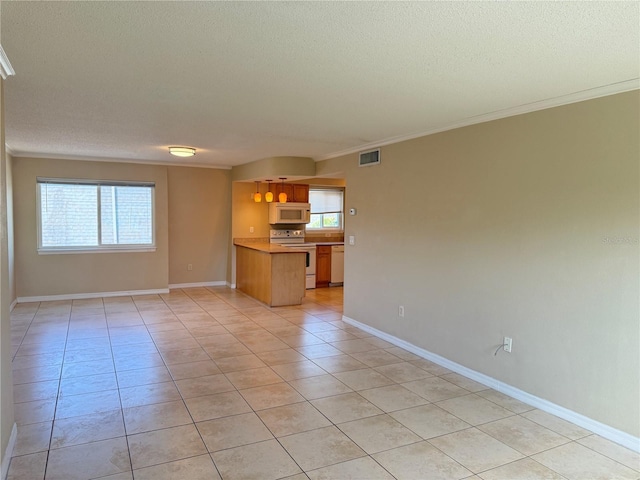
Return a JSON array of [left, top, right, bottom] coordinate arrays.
[[236, 245, 306, 307], [316, 245, 332, 288]]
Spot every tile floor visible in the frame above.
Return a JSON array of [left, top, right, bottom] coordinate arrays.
[[8, 286, 640, 480]]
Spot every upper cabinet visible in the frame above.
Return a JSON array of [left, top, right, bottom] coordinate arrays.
[[292, 184, 309, 203], [274, 183, 309, 203]]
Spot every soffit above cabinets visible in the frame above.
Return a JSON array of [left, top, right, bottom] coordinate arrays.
[[231, 157, 316, 182]]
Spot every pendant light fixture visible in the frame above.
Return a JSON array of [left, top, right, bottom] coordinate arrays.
[[253, 181, 262, 203], [265, 180, 274, 203], [278, 177, 287, 203]]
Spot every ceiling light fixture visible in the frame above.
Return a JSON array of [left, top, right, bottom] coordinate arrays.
[[265, 180, 274, 203], [169, 146, 196, 157], [278, 178, 288, 203], [254, 181, 262, 203]]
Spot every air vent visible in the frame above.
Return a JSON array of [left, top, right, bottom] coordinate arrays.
[[359, 149, 380, 167]]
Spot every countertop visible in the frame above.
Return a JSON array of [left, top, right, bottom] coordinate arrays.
[[233, 239, 344, 252], [233, 240, 306, 254], [286, 242, 345, 247]]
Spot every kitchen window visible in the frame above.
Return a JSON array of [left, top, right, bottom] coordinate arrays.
[[37, 178, 155, 253], [308, 188, 344, 232]]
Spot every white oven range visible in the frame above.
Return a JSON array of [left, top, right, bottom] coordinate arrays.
[[269, 229, 316, 289]]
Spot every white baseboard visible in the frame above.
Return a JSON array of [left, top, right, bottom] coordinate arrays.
[[228, 282, 236, 289], [1, 423, 17, 480], [168, 281, 227, 289], [9, 299, 17, 312], [17, 288, 170, 303], [342, 315, 640, 453]]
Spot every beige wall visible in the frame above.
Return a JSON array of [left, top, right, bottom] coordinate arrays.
[[4, 90, 637, 443], [12, 158, 170, 297], [12, 159, 233, 296], [167, 166, 231, 285], [319, 91, 639, 437], [0, 79, 14, 474], [231, 181, 272, 241], [229, 182, 272, 285], [6, 153, 13, 303]]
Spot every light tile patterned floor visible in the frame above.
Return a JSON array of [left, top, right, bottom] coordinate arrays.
[[8, 287, 640, 480]]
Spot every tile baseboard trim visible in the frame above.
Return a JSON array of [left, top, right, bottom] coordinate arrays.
[[16, 288, 170, 303], [9, 298, 17, 312], [342, 314, 640, 453], [169, 281, 227, 289], [1, 423, 17, 480]]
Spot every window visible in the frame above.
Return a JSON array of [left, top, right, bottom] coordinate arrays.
[[308, 188, 344, 231], [37, 178, 155, 253]]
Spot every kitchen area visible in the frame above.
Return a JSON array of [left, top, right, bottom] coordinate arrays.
[[233, 180, 345, 307]]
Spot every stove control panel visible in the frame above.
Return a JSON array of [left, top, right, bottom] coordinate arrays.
[[270, 229, 304, 238], [270, 229, 305, 244]]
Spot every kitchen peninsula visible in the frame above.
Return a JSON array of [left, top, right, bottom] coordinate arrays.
[[234, 239, 306, 307]]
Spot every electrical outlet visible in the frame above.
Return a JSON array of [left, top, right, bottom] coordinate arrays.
[[503, 336, 512, 353], [398, 305, 405, 317], [187, 264, 193, 271], [249, 226, 254, 233], [349, 236, 355, 245]]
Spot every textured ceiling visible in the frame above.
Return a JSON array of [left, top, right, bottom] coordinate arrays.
[[2, 1, 639, 168]]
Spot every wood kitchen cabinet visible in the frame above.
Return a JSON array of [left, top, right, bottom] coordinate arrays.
[[292, 184, 309, 203], [274, 183, 309, 203], [273, 183, 292, 202], [235, 243, 306, 307], [316, 245, 332, 288]]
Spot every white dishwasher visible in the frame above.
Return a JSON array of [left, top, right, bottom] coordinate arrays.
[[330, 245, 344, 286]]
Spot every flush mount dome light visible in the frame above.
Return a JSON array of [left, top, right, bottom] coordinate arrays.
[[169, 146, 196, 157]]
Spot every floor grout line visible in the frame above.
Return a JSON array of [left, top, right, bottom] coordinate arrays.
[[7, 287, 639, 479]]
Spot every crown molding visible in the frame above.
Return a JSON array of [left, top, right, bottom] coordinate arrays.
[[6, 150, 233, 170], [316, 79, 640, 162], [0, 45, 15, 79]]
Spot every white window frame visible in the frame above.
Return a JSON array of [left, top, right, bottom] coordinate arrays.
[[36, 177, 156, 254], [307, 187, 345, 233]]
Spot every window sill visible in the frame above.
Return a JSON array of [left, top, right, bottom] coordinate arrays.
[[38, 247, 157, 255]]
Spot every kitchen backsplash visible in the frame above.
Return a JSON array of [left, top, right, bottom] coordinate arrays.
[[305, 233, 344, 243], [234, 234, 343, 244], [233, 237, 269, 244]]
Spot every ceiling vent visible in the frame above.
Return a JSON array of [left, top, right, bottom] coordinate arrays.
[[359, 149, 380, 167]]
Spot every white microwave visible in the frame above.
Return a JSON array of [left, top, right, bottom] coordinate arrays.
[[269, 202, 311, 224]]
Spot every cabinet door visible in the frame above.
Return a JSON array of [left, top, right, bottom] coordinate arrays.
[[292, 184, 309, 203], [316, 246, 332, 288]]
